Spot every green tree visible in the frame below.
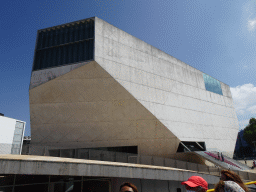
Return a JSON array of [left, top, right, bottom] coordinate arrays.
[[243, 118, 256, 146]]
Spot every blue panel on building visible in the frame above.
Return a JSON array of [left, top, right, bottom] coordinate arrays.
[[203, 74, 223, 95]]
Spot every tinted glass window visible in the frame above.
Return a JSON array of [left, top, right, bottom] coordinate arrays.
[[11, 121, 24, 155], [33, 19, 94, 71], [203, 73, 223, 95], [15, 122, 24, 129]]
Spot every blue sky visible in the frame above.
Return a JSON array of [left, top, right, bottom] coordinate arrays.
[[1, 0, 256, 136]]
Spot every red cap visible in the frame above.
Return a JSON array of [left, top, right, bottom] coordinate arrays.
[[181, 176, 208, 190]]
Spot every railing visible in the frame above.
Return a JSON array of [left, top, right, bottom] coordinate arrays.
[[205, 152, 241, 169], [47, 148, 256, 181]]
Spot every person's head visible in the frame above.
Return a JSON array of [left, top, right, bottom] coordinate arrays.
[[181, 176, 208, 192], [119, 182, 138, 192], [220, 170, 248, 192], [215, 180, 245, 192]]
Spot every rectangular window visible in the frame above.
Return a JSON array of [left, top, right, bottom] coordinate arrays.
[[33, 18, 95, 71], [11, 121, 24, 155], [13, 134, 22, 142], [14, 128, 23, 135], [203, 73, 223, 95], [15, 121, 24, 129]]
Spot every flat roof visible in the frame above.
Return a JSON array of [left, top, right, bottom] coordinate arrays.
[[38, 17, 95, 32], [0, 116, 26, 123]]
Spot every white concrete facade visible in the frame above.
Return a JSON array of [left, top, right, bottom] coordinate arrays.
[[94, 17, 239, 156], [29, 17, 239, 157], [0, 116, 25, 155]]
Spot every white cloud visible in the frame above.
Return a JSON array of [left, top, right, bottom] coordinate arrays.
[[248, 19, 256, 31], [236, 109, 245, 115], [231, 83, 256, 111], [248, 105, 256, 114], [243, 1, 256, 32], [230, 83, 256, 129]]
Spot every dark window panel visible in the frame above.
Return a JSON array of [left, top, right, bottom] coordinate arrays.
[[59, 27, 64, 45], [57, 46, 61, 66], [63, 46, 68, 64], [78, 41, 83, 61], [44, 49, 49, 69], [86, 40, 89, 60], [84, 40, 87, 60], [42, 49, 47, 69], [33, 20, 95, 71], [64, 26, 69, 44], [79, 23, 84, 40], [52, 47, 57, 67], [73, 43, 77, 63], [81, 41, 85, 61], [15, 175, 49, 185], [87, 22, 90, 39], [0, 175, 15, 186], [39, 51, 44, 69], [91, 20, 94, 38], [90, 39, 94, 60], [71, 43, 75, 63], [74, 23, 79, 42], [37, 50, 43, 70], [50, 48, 54, 68], [68, 44, 72, 64], [51, 29, 55, 47], [55, 47, 59, 67], [48, 30, 53, 48], [83, 40, 87, 61], [43, 31, 48, 49], [35, 51, 41, 70], [15, 184, 48, 192], [52, 29, 56, 47], [69, 25, 74, 43], [87, 40, 90, 60], [40, 32, 45, 49], [55, 28, 60, 46], [58, 46, 62, 66], [46, 49, 51, 69], [33, 52, 38, 70], [76, 42, 80, 62], [88, 22, 91, 39], [92, 39, 94, 59], [73, 25, 76, 42], [84, 22, 88, 39], [46, 30, 50, 48]]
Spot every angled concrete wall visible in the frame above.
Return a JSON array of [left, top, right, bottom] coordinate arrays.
[[30, 62, 90, 89], [29, 61, 179, 157], [94, 17, 239, 156]]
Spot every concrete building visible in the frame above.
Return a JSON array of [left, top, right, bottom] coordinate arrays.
[[0, 17, 253, 192], [0, 114, 26, 155], [29, 17, 239, 158]]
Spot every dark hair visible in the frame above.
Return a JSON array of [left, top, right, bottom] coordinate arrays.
[[220, 170, 249, 192], [119, 182, 138, 192], [214, 180, 225, 192]]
